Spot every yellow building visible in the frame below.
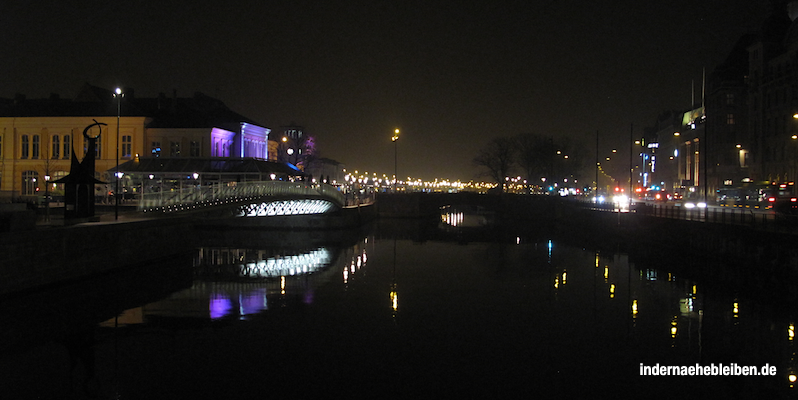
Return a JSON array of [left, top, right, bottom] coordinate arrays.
[[0, 84, 272, 202]]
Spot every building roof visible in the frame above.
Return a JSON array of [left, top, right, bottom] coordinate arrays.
[[0, 83, 263, 130], [116, 157, 302, 176]]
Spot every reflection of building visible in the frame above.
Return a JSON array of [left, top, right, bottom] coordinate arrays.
[[0, 84, 270, 201], [105, 240, 370, 322]]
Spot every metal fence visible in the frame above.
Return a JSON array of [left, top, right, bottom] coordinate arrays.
[[576, 198, 798, 233], [137, 180, 346, 212]]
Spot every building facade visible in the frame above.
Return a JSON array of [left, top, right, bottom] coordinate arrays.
[[0, 84, 272, 201]]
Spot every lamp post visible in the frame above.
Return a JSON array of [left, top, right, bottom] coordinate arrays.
[[113, 87, 123, 220], [392, 128, 400, 193], [44, 174, 50, 222]]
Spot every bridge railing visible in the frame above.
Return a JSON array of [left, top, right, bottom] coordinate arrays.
[[137, 180, 345, 211], [572, 197, 798, 233]]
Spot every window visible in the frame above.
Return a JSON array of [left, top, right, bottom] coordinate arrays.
[[190, 141, 200, 157], [726, 93, 734, 105], [84, 135, 102, 158], [21, 135, 29, 159], [727, 114, 735, 125], [122, 135, 132, 158], [152, 141, 161, 157], [52, 171, 67, 192], [52, 135, 60, 159], [32, 135, 39, 159], [170, 141, 181, 157], [63, 135, 71, 159], [21, 170, 38, 195]]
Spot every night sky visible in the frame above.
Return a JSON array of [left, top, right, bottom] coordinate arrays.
[[1, 1, 770, 181]]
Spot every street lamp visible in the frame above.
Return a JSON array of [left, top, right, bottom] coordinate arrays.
[[392, 128, 400, 192], [44, 174, 50, 222], [113, 87, 123, 220]]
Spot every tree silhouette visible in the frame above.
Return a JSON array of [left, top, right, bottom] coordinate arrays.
[[473, 136, 516, 192]]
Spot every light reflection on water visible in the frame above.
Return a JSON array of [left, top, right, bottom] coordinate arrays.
[[0, 220, 797, 398], [115, 233, 795, 395], [108, 240, 371, 323]]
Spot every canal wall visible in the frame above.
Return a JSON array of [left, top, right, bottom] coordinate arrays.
[[553, 200, 798, 267], [377, 193, 798, 270], [0, 216, 194, 297]]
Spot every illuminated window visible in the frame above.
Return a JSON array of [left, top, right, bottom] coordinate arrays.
[[52, 135, 60, 159], [151, 141, 161, 157], [726, 114, 734, 125], [122, 135, 132, 158], [21, 170, 38, 195], [21, 135, 29, 159], [52, 171, 67, 193], [170, 141, 181, 157]]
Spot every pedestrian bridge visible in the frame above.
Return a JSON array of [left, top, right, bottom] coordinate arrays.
[[137, 180, 347, 217]]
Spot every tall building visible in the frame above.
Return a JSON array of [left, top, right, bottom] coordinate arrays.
[[706, 34, 758, 188], [745, 1, 795, 184]]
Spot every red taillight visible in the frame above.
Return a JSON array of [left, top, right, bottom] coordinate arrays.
[[769, 197, 777, 202]]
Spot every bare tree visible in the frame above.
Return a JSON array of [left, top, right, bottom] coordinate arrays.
[[473, 136, 516, 193], [515, 134, 589, 190], [515, 134, 555, 192]]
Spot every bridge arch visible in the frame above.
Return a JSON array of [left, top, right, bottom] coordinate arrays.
[[112, 157, 345, 214]]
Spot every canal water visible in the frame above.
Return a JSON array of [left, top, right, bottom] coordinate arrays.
[[0, 213, 796, 399]]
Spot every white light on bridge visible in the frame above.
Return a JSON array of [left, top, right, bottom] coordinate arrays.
[[240, 199, 335, 216]]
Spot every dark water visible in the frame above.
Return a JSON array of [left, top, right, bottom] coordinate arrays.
[[1, 217, 796, 399]]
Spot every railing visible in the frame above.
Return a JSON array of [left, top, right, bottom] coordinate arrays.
[[576, 198, 798, 233], [138, 181, 346, 212]]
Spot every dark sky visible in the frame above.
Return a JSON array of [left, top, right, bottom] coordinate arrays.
[[1, 0, 771, 181]]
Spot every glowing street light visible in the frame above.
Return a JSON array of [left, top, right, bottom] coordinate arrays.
[[113, 87, 123, 220], [392, 128, 400, 192]]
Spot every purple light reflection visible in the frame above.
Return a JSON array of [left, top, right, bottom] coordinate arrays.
[[303, 288, 314, 305], [240, 288, 268, 317], [209, 293, 232, 319]]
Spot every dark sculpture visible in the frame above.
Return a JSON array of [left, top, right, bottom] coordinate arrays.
[[53, 120, 107, 220]]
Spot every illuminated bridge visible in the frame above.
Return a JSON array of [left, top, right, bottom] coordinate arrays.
[[114, 158, 350, 218], [137, 180, 346, 216]]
